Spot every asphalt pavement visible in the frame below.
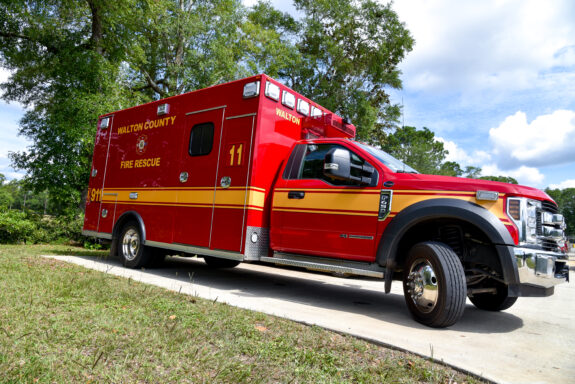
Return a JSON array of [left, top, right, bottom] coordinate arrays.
[[44, 253, 575, 384]]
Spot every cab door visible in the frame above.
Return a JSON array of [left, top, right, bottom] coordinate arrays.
[[271, 143, 380, 262], [173, 107, 225, 248]]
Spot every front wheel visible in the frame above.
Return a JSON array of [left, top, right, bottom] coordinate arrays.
[[402, 242, 467, 328], [118, 221, 152, 268]]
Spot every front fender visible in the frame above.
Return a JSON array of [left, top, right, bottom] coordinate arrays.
[[377, 198, 519, 293]]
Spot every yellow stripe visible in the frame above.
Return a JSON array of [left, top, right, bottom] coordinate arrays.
[[392, 194, 507, 220], [273, 188, 509, 222], [101, 186, 266, 210], [272, 190, 379, 213], [110, 201, 264, 211]]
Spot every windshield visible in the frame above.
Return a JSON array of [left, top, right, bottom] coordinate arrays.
[[355, 142, 419, 173]]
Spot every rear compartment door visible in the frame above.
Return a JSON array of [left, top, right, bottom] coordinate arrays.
[[84, 115, 114, 235], [210, 113, 256, 252], [173, 107, 226, 248]]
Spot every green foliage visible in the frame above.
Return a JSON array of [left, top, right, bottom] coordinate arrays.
[[0, 210, 37, 244], [0, 210, 84, 244], [382, 126, 448, 175], [1, 0, 414, 214], [1, 0, 142, 211], [287, 0, 414, 142], [545, 188, 575, 237], [437, 161, 463, 177], [479, 176, 518, 184]]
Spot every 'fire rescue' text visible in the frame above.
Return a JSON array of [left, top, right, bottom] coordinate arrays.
[[121, 157, 161, 169]]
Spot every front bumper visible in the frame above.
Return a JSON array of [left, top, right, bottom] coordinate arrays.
[[514, 247, 569, 296]]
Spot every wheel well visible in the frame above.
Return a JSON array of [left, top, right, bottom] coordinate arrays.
[[110, 212, 146, 257], [394, 219, 504, 281]]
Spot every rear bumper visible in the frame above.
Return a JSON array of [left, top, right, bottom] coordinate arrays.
[[513, 247, 569, 296]]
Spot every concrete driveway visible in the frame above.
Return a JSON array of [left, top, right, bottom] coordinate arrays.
[[45, 254, 574, 384]]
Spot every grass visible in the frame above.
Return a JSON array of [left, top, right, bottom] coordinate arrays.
[[0, 244, 484, 383]]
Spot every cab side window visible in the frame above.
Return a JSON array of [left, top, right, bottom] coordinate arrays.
[[189, 122, 214, 156], [298, 144, 377, 186]]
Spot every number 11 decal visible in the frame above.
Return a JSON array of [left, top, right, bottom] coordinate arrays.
[[228, 143, 244, 166]]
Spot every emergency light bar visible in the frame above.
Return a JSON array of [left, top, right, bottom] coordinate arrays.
[[282, 91, 295, 109], [100, 117, 110, 129], [297, 99, 310, 116], [265, 82, 280, 101], [302, 113, 356, 139], [157, 103, 170, 115], [243, 81, 260, 98]]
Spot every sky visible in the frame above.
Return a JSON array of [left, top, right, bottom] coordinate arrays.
[[2, 0, 575, 190]]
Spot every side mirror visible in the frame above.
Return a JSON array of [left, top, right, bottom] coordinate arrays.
[[323, 148, 351, 181]]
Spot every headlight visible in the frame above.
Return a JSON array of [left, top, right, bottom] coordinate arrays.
[[507, 197, 541, 245], [524, 199, 541, 245]]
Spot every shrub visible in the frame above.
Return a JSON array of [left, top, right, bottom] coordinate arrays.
[[0, 210, 85, 244], [0, 210, 39, 244]]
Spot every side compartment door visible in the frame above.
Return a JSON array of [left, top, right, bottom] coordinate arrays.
[[210, 113, 256, 252], [173, 107, 225, 248], [272, 143, 380, 262], [84, 115, 114, 234]]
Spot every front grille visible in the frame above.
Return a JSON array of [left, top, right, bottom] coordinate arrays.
[[536, 211, 542, 234], [540, 238, 559, 252], [542, 200, 558, 214], [537, 200, 562, 252]]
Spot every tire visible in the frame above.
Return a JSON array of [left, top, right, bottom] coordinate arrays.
[[469, 281, 517, 311], [118, 221, 152, 268], [203, 256, 240, 268], [402, 241, 467, 328]]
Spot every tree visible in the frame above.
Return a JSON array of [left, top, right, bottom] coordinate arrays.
[[1, 0, 415, 213], [545, 188, 575, 237], [0, 0, 278, 212], [1, 0, 142, 213], [479, 176, 518, 184], [382, 126, 448, 174], [286, 0, 414, 143]]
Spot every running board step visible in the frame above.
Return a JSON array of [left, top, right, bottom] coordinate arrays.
[[261, 253, 385, 278]]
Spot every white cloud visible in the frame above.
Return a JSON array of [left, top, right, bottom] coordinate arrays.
[[481, 163, 545, 186], [435, 136, 548, 187], [0, 68, 12, 83], [488, 110, 575, 168], [436, 137, 490, 166], [393, 0, 575, 94], [548, 179, 575, 190]]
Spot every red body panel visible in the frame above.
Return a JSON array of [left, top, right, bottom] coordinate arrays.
[[84, 74, 554, 262], [83, 74, 356, 256]]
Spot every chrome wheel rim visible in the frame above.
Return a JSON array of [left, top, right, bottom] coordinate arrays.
[[122, 228, 140, 262], [406, 258, 439, 313]]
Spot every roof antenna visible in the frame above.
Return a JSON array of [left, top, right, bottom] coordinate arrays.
[[402, 96, 405, 129], [401, 96, 406, 172]]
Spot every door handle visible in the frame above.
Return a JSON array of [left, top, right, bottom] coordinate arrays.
[[288, 191, 305, 199]]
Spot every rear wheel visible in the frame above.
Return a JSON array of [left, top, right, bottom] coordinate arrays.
[[118, 221, 152, 268], [203, 256, 240, 268], [402, 242, 467, 328], [469, 281, 517, 311]]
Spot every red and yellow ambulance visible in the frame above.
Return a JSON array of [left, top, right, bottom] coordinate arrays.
[[84, 74, 568, 327]]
